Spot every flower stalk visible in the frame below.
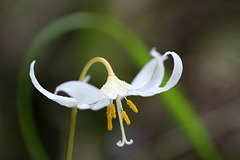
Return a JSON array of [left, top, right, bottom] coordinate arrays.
[[65, 106, 77, 160], [66, 57, 114, 160], [79, 57, 115, 81]]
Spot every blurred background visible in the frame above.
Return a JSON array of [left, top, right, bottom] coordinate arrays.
[[1, 0, 240, 159]]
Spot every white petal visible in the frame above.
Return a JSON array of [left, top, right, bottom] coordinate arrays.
[[55, 81, 110, 107], [131, 59, 157, 88], [29, 61, 78, 107], [83, 75, 91, 83], [77, 104, 91, 110], [77, 99, 110, 110], [90, 99, 111, 110], [130, 49, 166, 96], [140, 55, 166, 90], [150, 47, 160, 58], [154, 51, 183, 93], [129, 51, 183, 97], [131, 48, 167, 89]]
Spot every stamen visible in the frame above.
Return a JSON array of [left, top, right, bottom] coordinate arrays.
[[121, 111, 130, 125], [111, 104, 116, 119], [107, 115, 113, 131], [107, 105, 113, 131], [107, 105, 111, 116], [127, 100, 138, 113]]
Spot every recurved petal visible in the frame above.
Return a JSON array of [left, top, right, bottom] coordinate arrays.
[[131, 48, 167, 90], [154, 51, 183, 93], [29, 61, 78, 107], [131, 48, 159, 88], [54, 81, 110, 107], [130, 49, 167, 96], [131, 59, 157, 88], [129, 51, 183, 97]]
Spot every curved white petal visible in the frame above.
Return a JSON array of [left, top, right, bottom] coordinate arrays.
[[29, 61, 78, 107], [55, 81, 110, 107], [154, 51, 183, 93], [140, 56, 166, 91], [131, 48, 167, 88], [129, 51, 183, 97], [131, 59, 157, 88], [129, 48, 166, 96]]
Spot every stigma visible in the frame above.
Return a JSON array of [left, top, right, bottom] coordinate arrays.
[[106, 95, 138, 147]]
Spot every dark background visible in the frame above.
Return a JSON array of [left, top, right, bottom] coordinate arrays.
[[1, 0, 240, 159]]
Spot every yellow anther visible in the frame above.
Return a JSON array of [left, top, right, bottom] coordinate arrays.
[[107, 104, 116, 130], [121, 111, 131, 125], [127, 100, 138, 113], [107, 105, 111, 116], [107, 115, 113, 131], [111, 104, 116, 119]]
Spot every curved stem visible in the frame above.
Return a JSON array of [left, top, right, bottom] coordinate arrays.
[[66, 57, 114, 159], [79, 57, 115, 81]]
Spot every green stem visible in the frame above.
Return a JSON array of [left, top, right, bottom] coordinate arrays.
[[66, 106, 78, 160], [65, 56, 113, 160]]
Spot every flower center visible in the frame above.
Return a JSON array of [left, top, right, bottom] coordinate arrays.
[[106, 95, 138, 147]]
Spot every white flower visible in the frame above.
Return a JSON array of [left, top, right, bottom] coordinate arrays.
[[29, 48, 183, 147]]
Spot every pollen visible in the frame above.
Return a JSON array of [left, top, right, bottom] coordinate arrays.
[[107, 105, 111, 116], [107, 104, 116, 131], [107, 115, 113, 131], [127, 100, 138, 113], [121, 111, 131, 125], [111, 104, 116, 119]]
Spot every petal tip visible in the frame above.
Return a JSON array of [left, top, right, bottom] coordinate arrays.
[[30, 60, 36, 66], [150, 47, 159, 57], [30, 61, 36, 77], [165, 51, 176, 55]]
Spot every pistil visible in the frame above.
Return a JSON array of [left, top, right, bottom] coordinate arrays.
[[116, 95, 133, 147]]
